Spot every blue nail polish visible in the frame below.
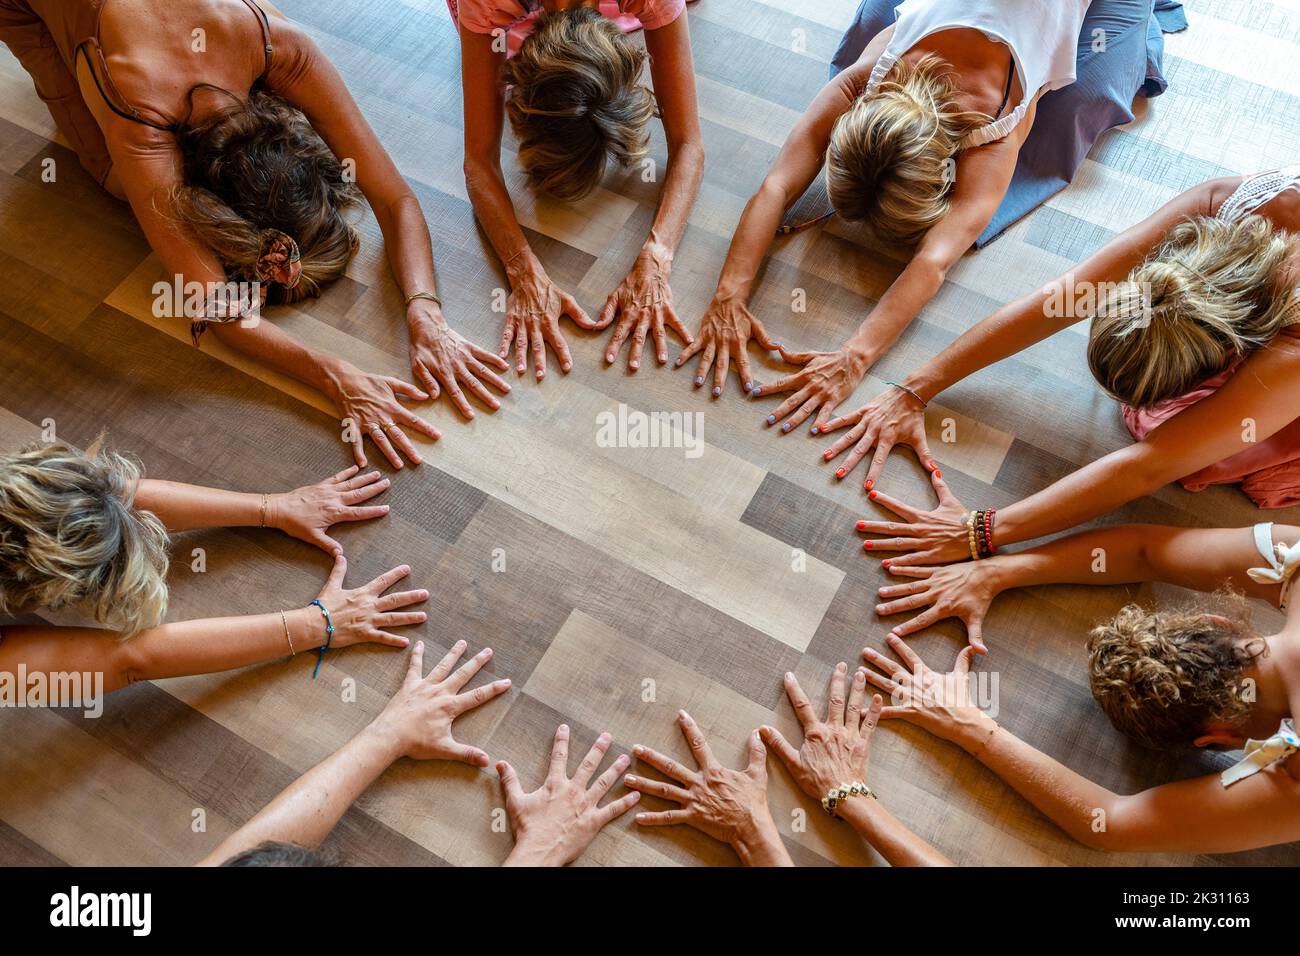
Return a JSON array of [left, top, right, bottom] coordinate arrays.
[[695, 376, 703, 386], [753, 386, 762, 395], [711, 386, 720, 397], [771, 342, 782, 350], [766, 415, 776, 424], [781, 422, 792, 433], [811, 426, 819, 435]]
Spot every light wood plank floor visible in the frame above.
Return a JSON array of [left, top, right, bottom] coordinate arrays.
[[1, 0, 1299, 866]]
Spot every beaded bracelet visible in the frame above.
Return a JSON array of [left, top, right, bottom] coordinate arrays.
[[966, 510, 979, 561], [279, 609, 296, 660], [821, 780, 876, 817], [309, 599, 335, 680]]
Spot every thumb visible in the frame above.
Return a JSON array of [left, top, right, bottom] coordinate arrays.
[[324, 552, 347, 592], [758, 725, 801, 772], [749, 315, 776, 351], [496, 759, 522, 801], [404, 639, 426, 684], [966, 618, 988, 656], [311, 530, 343, 557], [444, 740, 490, 768], [746, 729, 767, 775], [390, 377, 430, 402], [955, 644, 979, 675]]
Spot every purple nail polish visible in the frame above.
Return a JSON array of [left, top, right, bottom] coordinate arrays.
[[766, 414, 776, 424], [695, 376, 703, 386], [711, 386, 721, 397]]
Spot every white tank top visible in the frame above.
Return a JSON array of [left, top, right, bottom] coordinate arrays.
[[865, 0, 1091, 150]]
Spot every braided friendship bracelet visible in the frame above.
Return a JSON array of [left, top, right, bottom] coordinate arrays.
[[822, 780, 877, 817], [309, 599, 335, 680]]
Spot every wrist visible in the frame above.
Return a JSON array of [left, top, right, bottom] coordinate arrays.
[[358, 718, 407, 766], [841, 333, 877, 372], [406, 300, 447, 331], [953, 712, 1000, 754], [504, 247, 543, 285], [292, 605, 329, 652], [318, 357, 354, 402], [730, 808, 783, 864], [503, 833, 571, 868]]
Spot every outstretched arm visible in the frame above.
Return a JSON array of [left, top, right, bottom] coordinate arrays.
[[677, 30, 895, 396], [134, 465, 391, 554], [0, 558, 423, 693], [198, 639, 511, 864], [820, 177, 1234, 486], [864, 638, 1300, 855], [601, 14, 705, 370]]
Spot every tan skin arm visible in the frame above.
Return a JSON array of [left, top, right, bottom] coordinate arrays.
[[676, 31, 895, 398], [868, 518, 1295, 651], [821, 177, 1233, 486], [198, 640, 511, 865], [863, 637, 1300, 854], [601, 14, 706, 371], [0, 559, 424, 695]]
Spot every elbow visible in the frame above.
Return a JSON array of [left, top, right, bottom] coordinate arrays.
[[912, 250, 954, 289], [462, 152, 500, 194], [667, 138, 705, 173]]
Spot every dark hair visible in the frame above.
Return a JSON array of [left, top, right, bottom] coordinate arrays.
[[220, 841, 335, 867], [503, 8, 656, 201], [171, 88, 361, 304]]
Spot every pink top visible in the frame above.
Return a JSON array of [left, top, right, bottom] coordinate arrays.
[[449, 0, 685, 57]]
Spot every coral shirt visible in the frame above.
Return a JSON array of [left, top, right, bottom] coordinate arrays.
[[449, 0, 685, 57]]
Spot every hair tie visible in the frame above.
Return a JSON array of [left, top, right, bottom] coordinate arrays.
[[257, 231, 302, 289]]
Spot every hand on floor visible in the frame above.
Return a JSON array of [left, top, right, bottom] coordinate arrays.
[[760, 663, 884, 800], [407, 300, 511, 419], [369, 638, 511, 766], [753, 345, 868, 435], [500, 262, 600, 380], [854, 467, 973, 568], [268, 465, 391, 555], [498, 724, 640, 866], [328, 363, 441, 469], [312, 556, 427, 651], [875, 561, 997, 653], [819, 384, 934, 486], [677, 294, 783, 397], [625, 710, 792, 866], [602, 241, 693, 370], [861, 636, 995, 748]]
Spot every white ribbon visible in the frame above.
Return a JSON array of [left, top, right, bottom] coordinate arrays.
[[1247, 528, 1300, 609], [1221, 719, 1300, 787]]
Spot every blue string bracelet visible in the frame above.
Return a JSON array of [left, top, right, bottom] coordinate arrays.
[[309, 599, 334, 679]]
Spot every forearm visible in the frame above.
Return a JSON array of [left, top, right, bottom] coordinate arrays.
[[134, 479, 265, 532], [644, 140, 704, 255], [120, 608, 327, 689], [198, 723, 400, 864], [464, 155, 538, 280], [980, 525, 1158, 591], [210, 319, 350, 400], [731, 812, 795, 867], [903, 285, 1074, 403], [376, 191, 438, 300], [993, 443, 1161, 547], [959, 719, 1121, 850], [713, 180, 788, 301], [843, 257, 945, 364], [837, 796, 952, 866]]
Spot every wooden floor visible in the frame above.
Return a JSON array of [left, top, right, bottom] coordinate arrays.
[[2, 0, 1300, 867]]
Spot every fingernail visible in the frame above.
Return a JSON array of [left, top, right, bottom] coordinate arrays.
[[381, 505, 391, 512], [771, 342, 782, 350], [678, 709, 689, 720], [675, 357, 683, 367], [659, 354, 667, 363], [781, 422, 791, 433], [875, 605, 884, 613], [417, 613, 427, 621], [632, 744, 644, 754], [561, 363, 572, 372], [863, 541, 873, 550], [399, 637, 410, 646], [711, 386, 720, 397], [625, 775, 637, 785], [882, 559, 892, 569], [856, 520, 866, 531], [630, 360, 639, 370], [455, 640, 466, 649], [855, 669, 865, 682], [927, 460, 936, 472], [784, 671, 793, 681], [606, 353, 614, 364], [811, 426, 819, 435], [865, 480, 874, 492], [869, 490, 878, 500], [934, 468, 942, 478], [835, 467, 846, 478], [694, 376, 703, 386], [752, 386, 762, 395], [744, 381, 753, 391], [766, 414, 776, 425]]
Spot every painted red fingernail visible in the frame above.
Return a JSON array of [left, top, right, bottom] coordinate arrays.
[[927, 460, 936, 471], [835, 468, 846, 479], [882, 559, 892, 569], [869, 490, 878, 500], [864, 480, 874, 491], [824, 451, 834, 461], [934, 468, 942, 478], [855, 520, 867, 531], [863, 541, 873, 550]]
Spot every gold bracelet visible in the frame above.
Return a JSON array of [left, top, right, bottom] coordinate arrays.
[[280, 609, 296, 659], [404, 291, 443, 309], [966, 510, 979, 561], [259, 493, 269, 528], [821, 780, 876, 817]]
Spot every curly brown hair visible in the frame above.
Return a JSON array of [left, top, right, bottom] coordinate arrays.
[[171, 88, 362, 304], [1087, 592, 1265, 750], [503, 8, 656, 201]]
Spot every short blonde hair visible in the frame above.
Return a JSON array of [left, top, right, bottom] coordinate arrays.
[[1087, 593, 1262, 750], [1089, 215, 1300, 408], [825, 54, 990, 245], [0, 441, 169, 635], [503, 8, 656, 201]]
